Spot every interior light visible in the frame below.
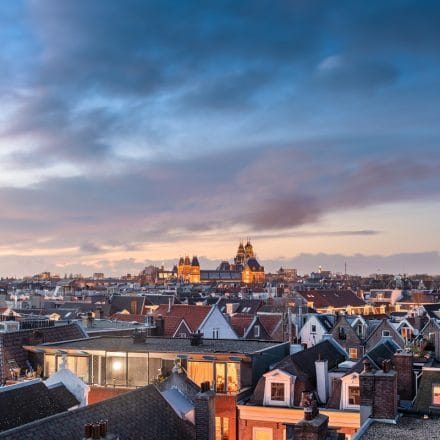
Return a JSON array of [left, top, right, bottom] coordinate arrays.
[[112, 360, 123, 371]]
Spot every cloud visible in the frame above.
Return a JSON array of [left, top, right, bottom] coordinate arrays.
[[0, 1, 439, 274]]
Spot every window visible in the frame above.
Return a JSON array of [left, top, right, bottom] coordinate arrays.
[[215, 417, 229, 440], [270, 382, 285, 401], [254, 325, 260, 338], [216, 363, 226, 393], [56, 355, 89, 383], [44, 354, 56, 377], [433, 384, 440, 405], [213, 328, 219, 339], [356, 324, 364, 338], [338, 327, 346, 340], [179, 333, 187, 338], [253, 427, 273, 440], [348, 386, 360, 405], [106, 353, 126, 386], [188, 361, 239, 393], [311, 324, 317, 333], [349, 348, 358, 359], [130, 300, 137, 314], [188, 361, 213, 389], [382, 330, 390, 337], [127, 354, 149, 387], [401, 327, 412, 340]]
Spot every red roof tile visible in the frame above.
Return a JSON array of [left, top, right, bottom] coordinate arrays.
[[151, 304, 212, 336], [230, 314, 254, 337]]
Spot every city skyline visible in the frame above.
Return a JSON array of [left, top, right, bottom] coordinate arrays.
[[0, 1, 439, 276]]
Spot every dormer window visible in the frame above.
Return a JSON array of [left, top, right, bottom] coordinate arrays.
[[382, 330, 390, 337], [311, 324, 317, 334], [270, 383, 285, 401]]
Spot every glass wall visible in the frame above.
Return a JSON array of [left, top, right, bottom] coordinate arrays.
[[106, 352, 127, 386], [127, 354, 149, 387], [56, 356, 89, 383], [44, 354, 56, 377], [188, 361, 240, 393]]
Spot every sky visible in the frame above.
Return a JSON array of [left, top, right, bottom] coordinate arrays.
[[0, 0, 439, 277]]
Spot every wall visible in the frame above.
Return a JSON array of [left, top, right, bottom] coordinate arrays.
[[299, 316, 327, 347], [200, 307, 237, 339]]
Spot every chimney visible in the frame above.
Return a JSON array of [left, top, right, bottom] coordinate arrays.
[[294, 392, 329, 440], [82, 312, 94, 328], [195, 381, 215, 440], [360, 358, 397, 425], [315, 358, 329, 404], [190, 331, 203, 346], [393, 350, 414, 401], [83, 420, 109, 440]]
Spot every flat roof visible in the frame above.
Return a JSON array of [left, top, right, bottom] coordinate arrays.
[[25, 336, 286, 356], [360, 416, 440, 439]]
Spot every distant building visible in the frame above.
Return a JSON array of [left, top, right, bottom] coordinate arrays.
[[177, 240, 265, 284]]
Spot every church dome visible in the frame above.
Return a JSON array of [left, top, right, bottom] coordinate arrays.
[[184, 256, 191, 265], [191, 256, 200, 267]]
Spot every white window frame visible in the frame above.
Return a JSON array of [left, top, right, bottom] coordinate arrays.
[[254, 325, 260, 338], [382, 330, 390, 337]]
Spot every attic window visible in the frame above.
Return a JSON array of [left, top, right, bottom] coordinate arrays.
[[348, 386, 360, 405], [311, 324, 317, 334], [382, 330, 391, 337], [254, 325, 260, 338], [270, 382, 285, 401]]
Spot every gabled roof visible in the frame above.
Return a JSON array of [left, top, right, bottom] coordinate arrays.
[[230, 314, 254, 337], [296, 290, 366, 309], [413, 369, 440, 414], [0, 385, 195, 440], [151, 304, 212, 336], [367, 339, 399, 368], [274, 340, 347, 382], [0, 381, 76, 433]]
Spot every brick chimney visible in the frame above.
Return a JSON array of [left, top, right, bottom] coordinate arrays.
[[195, 381, 215, 440], [393, 350, 414, 401], [294, 393, 329, 440], [360, 359, 397, 425]]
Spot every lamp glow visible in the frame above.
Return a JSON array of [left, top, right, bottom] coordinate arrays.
[[112, 360, 123, 371]]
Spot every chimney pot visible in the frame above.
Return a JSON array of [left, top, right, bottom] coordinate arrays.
[[84, 423, 92, 439], [92, 424, 100, 439]]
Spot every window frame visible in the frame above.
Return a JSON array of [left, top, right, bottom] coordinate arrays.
[[270, 382, 285, 402]]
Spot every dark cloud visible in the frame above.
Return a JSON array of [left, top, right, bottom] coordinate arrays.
[[0, 1, 439, 273]]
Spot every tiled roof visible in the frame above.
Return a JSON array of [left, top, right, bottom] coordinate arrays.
[[0, 381, 75, 433], [413, 369, 440, 414], [230, 314, 254, 337], [0, 385, 195, 440], [274, 340, 346, 382], [257, 314, 283, 337], [110, 313, 146, 323], [47, 383, 80, 410], [297, 290, 366, 308], [0, 324, 86, 380], [151, 305, 212, 335]]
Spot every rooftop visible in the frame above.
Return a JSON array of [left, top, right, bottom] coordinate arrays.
[[26, 335, 286, 356], [360, 416, 440, 439]]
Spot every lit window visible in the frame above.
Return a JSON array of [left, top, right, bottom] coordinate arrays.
[[348, 386, 360, 405], [433, 384, 440, 405], [401, 327, 412, 339], [270, 382, 285, 401], [215, 417, 229, 440], [349, 348, 358, 359], [216, 363, 226, 393], [188, 361, 213, 388], [253, 427, 273, 440]]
